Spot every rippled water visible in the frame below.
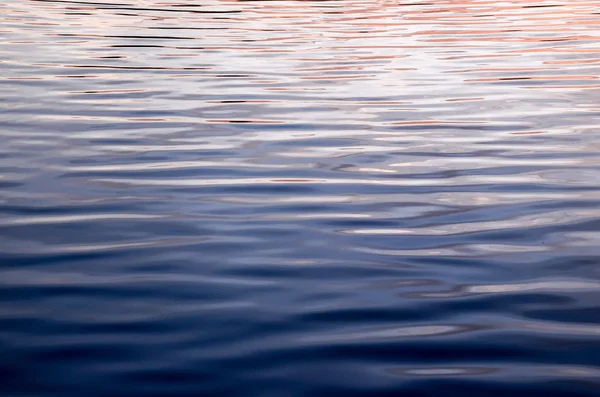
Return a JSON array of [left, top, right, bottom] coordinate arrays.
[[2, 0, 600, 396]]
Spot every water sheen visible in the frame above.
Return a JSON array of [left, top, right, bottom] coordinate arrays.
[[2, 0, 600, 396]]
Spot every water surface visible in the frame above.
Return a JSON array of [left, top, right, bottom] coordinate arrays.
[[2, 0, 600, 396]]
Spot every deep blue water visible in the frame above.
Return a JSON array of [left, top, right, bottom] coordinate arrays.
[[2, 0, 600, 396]]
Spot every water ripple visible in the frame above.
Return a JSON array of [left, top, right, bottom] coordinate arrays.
[[2, 0, 600, 396]]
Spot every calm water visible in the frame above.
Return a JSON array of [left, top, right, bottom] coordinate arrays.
[[2, 0, 600, 396]]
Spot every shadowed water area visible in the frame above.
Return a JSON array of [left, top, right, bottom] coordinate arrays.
[[2, 0, 600, 396]]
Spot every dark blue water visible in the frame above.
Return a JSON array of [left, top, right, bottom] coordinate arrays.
[[2, 0, 600, 396]]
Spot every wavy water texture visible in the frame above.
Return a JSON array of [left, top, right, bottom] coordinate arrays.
[[1, 0, 600, 396]]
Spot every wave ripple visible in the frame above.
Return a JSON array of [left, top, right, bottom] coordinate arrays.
[[2, 0, 600, 396]]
